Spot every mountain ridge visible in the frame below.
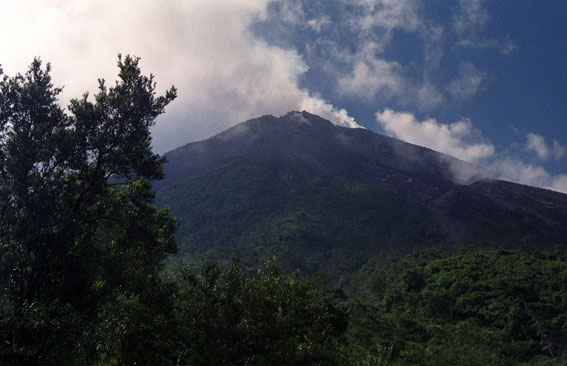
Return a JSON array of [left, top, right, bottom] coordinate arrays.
[[156, 111, 567, 275], [159, 111, 493, 199]]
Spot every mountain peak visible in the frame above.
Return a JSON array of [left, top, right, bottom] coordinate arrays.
[[157, 111, 567, 255], [161, 111, 495, 198], [283, 111, 310, 124], [281, 110, 365, 129]]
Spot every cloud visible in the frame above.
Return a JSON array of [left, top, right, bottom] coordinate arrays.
[[455, 39, 518, 56], [375, 108, 495, 162], [330, 0, 423, 103], [452, 0, 517, 55], [417, 82, 444, 110], [336, 37, 448, 110], [254, 0, 515, 115], [375, 108, 567, 193], [259, 0, 428, 108], [337, 44, 405, 101], [307, 17, 331, 33], [553, 140, 567, 160], [524, 133, 567, 161], [551, 175, 567, 194], [490, 158, 567, 194], [268, 0, 305, 24], [447, 62, 487, 102], [453, 0, 489, 37], [353, 0, 421, 35], [491, 158, 549, 185], [422, 24, 445, 71], [0, 0, 357, 153], [525, 133, 550, 160]]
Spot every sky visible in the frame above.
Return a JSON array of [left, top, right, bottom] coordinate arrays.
[[1, 0, 566, 192]]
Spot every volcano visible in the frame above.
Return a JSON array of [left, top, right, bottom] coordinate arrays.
[[156, 111, 567, 276]]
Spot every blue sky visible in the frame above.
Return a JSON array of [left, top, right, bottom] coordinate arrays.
[[252, 0, 567, 178], [0, 0, 566, 192]]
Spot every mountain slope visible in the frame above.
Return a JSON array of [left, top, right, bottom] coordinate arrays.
[[430, 179, 567, 243], [158, 111, 490, 201], [157, 163, 439, 279], [156, 111, 567, 275]]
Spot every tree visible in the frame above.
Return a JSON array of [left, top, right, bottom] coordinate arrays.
[[174, 257, 344, 365], [0, 55, 177, 364]]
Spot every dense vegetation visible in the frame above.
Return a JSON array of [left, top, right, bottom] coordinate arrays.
[[156, 162, 567, 285], [0, 56, 178, 364], [1, 58, 567, 365], [343, 247, 567, 365], [156, 163, 437, 282]]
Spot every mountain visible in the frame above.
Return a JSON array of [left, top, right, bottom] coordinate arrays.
[[156, 111, 567, 277], [157, 112, 490, 199]]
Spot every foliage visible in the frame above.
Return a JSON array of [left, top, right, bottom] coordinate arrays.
[[173, 257, 345, 365], [0, 56, 177, 364], [156, 163, 437, 282], [343, 247, 567, 365]]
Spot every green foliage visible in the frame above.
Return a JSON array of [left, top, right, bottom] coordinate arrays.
[[93, 279, 178, 365], [157, 163, 437, 281], [0, 56, 177, 364], [173, 257, 344, 365], [343, 248, 567, 365]]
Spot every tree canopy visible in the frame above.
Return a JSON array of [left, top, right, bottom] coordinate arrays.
[[0, 55, 177, 364]]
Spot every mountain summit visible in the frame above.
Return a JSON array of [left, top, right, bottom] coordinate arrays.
[[156, 111, 567, 274], [160, 111, 489, 197]]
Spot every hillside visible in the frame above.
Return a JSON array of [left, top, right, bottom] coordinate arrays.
[[157, 163, 438, 280], [156, 111, 567, 276]]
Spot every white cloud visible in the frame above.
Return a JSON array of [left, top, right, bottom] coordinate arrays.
[[417, 82, 444, 110], [374, 108, 567, 193], [422, 24, 445, 71], [525, 133, 550, 160], [551, 175, 567, 194], [337, 54, 404, 101], [452, 0, 517, 55], [307, 17, 331, 33], [447, 62, 487, 102], [353, 0, 421, 34], [0, 0, 358, 153], [453, 0, 488, 37], [524, 133, 567, 161], [456, 39, 518, 55], [490, 158, 567, 194], [346, 0, 422, 61], [335, 34, 445, 109], [553, 140, 567, 160], [271, 0, 305, 24], [375, 108, 495, 162], [491, 158, 549, 186]]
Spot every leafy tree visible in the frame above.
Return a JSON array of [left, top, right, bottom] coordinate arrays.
[[344, 248, 567, 365], [0, 56, 177, 364], [174, 257, 345, 365]]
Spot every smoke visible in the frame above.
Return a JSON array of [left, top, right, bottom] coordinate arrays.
[[0, 0, 358, 153]]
